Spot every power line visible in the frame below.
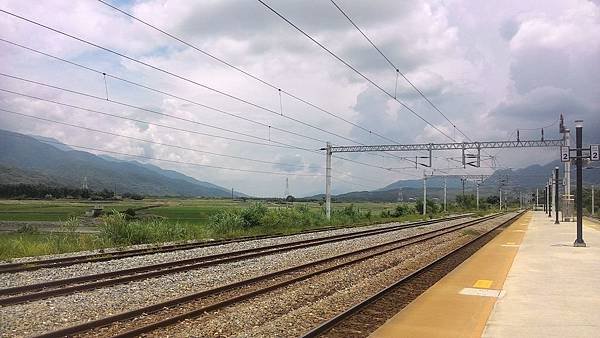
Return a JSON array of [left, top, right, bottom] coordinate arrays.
[[0, 106, 390, 185], [328, 0, 474, 144], [0, 9, 394, 149], [95, 0, 406, 147], [0, 130, 324, 177], [255, 0, 456, 142], [0, 83, 304, 151], [0, 107, 322, 169], [0, 37, 408, 164], [0, 84, 417, 176]]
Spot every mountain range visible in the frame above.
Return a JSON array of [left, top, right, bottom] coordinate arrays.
[[0, 129, 244, 197]]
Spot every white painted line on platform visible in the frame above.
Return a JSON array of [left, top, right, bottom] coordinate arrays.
[[501, 244, 519, 247], [459, 288, 503, 298]]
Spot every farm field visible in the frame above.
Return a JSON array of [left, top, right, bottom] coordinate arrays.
[[0, 199, 402, 225]]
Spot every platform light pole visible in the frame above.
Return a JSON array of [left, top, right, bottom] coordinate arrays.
[[574, 120, 586, 247], [544, 185, 547, 212], [548, 178, 552, 217], [554, 167, 560, 224]]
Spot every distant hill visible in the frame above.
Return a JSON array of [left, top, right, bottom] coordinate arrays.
[[0, 129, 246, 197]]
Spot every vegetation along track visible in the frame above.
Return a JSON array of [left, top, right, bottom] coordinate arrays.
[[0, 214, 470, 274], [0, 215, 472, 305], [29, 213, 504, 337], [301, 210, 526, 338]]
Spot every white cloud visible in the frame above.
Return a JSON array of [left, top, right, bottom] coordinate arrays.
[[0, 0, 598, 196]]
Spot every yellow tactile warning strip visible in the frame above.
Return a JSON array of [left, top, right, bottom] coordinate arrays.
[[370, 212, 532, 338]]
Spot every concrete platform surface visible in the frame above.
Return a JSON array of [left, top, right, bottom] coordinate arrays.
[[370, 212, 531, 338], [483, 212, 600, 338], [370, 211, 600, 338]]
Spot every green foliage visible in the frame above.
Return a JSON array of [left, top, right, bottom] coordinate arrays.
[[392, 204, 416, 217], [240, 203, 268, 228], [415, 199, 440, 215], [98, 212, 190, 245]]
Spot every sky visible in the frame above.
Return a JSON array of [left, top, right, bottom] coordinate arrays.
[[0, 0, 598, 197]]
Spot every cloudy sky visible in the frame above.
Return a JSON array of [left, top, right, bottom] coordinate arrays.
[[0, 0, 598, 197]]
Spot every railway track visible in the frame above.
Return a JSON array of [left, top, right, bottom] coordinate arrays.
[[0, 214, 472, 306], [0, 214, 470, 274], [29, 212, 506, 337], [301, 210, 526, 338]]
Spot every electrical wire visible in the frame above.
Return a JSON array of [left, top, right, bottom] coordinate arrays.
[[0, 9, 404, 151], [0, 130, 324, 177], [0, 85, 418, 177], [95, 0, 407, 146], [0, 107, 322, 169], [328, 0, 475, 144], [255, 0, 456, 142], [0, 37, 411, 164]]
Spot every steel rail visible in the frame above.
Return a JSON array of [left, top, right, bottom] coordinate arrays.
[[33, 213, 503, 338], [0, 215, 470, 304], [300, 210, 526, 337]]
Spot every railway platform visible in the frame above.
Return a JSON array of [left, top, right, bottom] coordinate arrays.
[[370, 211, 600, 338]]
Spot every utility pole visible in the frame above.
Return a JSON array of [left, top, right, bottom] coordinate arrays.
[[325, 142, 332, 220], [519, 191, 522, 209], [423, 173, 427, 215], [574, 120, 585, 247], [554, 167, 560, 224], [231, 188, 234, 200], [499, 189, 502, 211], [543, 186, 547, 212], [443, 177, 447, 213], [536, 188, 539, 210], [461, 178, 465, 197], [476, 182, 480, 211]]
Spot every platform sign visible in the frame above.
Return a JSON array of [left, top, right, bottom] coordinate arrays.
[[592, 144, 600, 161], [561, 146, 570, 162]]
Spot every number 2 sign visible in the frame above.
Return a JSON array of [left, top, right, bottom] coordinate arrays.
[[561, 146, 570, 162], [592, 144, 600, 161]]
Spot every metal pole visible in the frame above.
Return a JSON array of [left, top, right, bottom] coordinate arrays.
[[555, 166, 560, 224], [476, 183, 480, 211], [544, 185, 547, 212], [519, 191, 522, 209], [499, 189, 502, 211], [423, 175, 427, 215], [462, 178, 465, 197], [548, 178, 552, 217], [574, 120, 585, 247], [536, 188, 539, 210], [443, 177, 447, 213], [325, 142, 332, 221], [565, 129, 571, 220], [593, 185, 595, 216]]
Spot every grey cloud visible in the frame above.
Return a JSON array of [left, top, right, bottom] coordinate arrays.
[[273, 153, 305, 172], [499, 19, 520, 41]]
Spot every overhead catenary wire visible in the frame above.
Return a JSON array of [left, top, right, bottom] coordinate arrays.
[[0, 37, 409, 164], [328, 0, 473, 144], [0, 107, 321, 169], [0, 84, 417, 177], [255, 0, 456, 142], [95, 0, 407, 147], [0, 130, 323, 177], [0, 10, 400, 152], [0, 106, 389, 185]]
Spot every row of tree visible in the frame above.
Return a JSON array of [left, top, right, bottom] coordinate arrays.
[[0, 184, 144, 200]]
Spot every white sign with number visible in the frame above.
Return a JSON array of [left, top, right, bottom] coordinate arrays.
[[591, 144, 600, 161], [561, 146, 570, 162]]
